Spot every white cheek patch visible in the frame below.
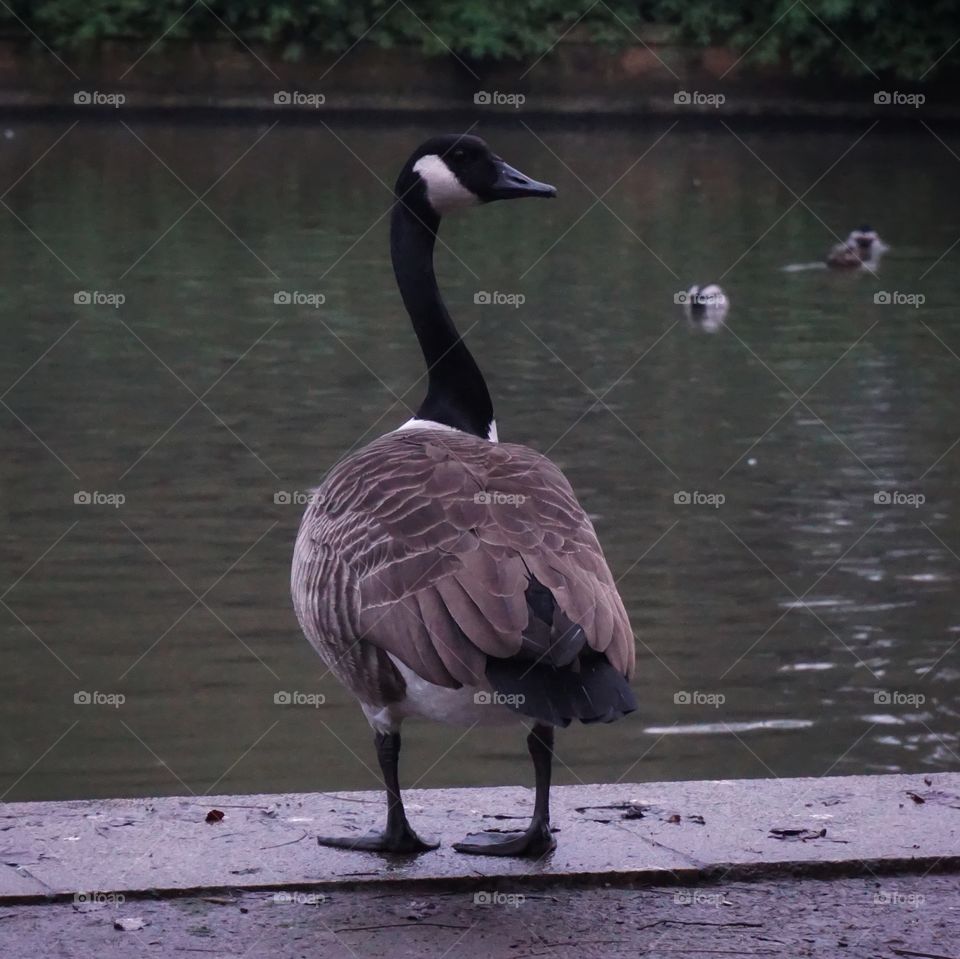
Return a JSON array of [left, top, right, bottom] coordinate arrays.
[[413, 154, 478, 214]]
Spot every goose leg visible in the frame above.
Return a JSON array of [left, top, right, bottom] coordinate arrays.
[[317, 731, 438, 854], [453, 723, 557, 857]]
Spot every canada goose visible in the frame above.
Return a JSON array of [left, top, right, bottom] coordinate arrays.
[[291, 134, 636, 857], [683, 284, 728, 330], [826, 226, 888, 269]]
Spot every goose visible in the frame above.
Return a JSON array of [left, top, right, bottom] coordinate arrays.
[[826, 226, 888, 269], [291, 134, 637, 858], [683, 284, 728, 330]]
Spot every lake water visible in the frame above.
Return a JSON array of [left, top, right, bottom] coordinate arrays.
[[1, 118, 958, 802]]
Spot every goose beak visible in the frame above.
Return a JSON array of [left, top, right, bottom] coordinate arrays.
[[488, 159, 557, 201]]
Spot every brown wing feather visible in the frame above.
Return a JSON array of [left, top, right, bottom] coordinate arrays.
[[291, 428, 635, 702]]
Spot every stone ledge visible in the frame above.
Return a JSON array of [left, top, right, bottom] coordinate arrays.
[[1, 772, 957, 903]]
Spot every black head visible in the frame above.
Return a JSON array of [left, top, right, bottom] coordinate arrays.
[[848, 224, 880, 251], [394, 134, 556, 218]]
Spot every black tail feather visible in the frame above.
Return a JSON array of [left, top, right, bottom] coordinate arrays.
[[486, 653, 637, 728], [487, 571, 637, 726]]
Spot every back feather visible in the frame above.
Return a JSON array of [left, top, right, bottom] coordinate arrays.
[[291, 427, 636, 721]]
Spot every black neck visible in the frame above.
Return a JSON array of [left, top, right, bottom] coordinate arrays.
[[390, 200, 493, 439]]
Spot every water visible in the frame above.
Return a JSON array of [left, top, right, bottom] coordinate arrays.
[[1, 118, 958, 802]]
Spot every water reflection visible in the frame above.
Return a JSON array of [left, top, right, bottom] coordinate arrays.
[[0, 119, 958, 800]]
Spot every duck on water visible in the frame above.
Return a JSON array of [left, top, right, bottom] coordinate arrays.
[[290, 135, 637, 857], [682, 283, 728, 332], [825, 225, 888, 269], [782, 226, 889, 272]]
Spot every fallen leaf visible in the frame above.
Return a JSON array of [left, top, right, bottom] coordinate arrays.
[[769, 827, 826, 842], [205, 809, 225, 824], [114, 917, 145, 932], [906, 792, 925, 805]]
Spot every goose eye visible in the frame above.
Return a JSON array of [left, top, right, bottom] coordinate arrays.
[[451, 148, 465, 160]]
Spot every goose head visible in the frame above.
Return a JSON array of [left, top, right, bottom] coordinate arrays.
[[847, 225, 889, 259], [395, 134, 556, 220]]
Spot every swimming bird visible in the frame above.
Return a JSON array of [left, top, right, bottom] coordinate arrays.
[[826, 226, 888, 269], [291, 135, 637, 858], [683, 284, 728, 330]]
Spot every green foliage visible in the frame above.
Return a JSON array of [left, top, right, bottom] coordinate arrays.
[[2, 0, 958, 80], [647, 0, 960, 80]]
